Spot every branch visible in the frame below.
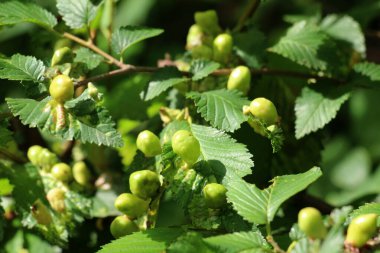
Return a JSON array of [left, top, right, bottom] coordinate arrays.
[[267, 235, 286, 253], [62, 31, 343, 88], [60, 140, 75, 161], [62, 32, 126, 69], [75, 65, 160, 87], [233, 0, 261, 32], [75, 65, 343, 88], [0, 148, 27, 164]]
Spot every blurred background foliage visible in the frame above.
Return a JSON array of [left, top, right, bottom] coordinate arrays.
[[2, 0, 380, 252]]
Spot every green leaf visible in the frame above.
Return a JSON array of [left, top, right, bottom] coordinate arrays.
[[320, 15, 365, 56], [65, 88, 98, 115], [191, 124, 253, 179], [227, 167, 322, 224], [1, 163, 68, 246], [6, 95, 123, 148], [330, 147, 370, 190], [4, 230, 24, 253], [141, 67, 189, 101], [25, 233, 57, 253], [188, 194, 222, 230], [168, 232, 215, 253], [269, 21, 329, 70], [0, 164, 45, 214], [353, 62, 380, 82], [295, 86, 350, 139], [167, 166, 205, 209], [0, 1, 57, 29], [0, 178, 14, 196], [0, 54, 45, 83], [111, 26, 164, 55], [187, 89, 249, 132], [162, 164, 222, 230], [349, 203, 380, 221], [204, 231, 271, 253], [57, 0, 98, 29], [234, 27, 267, 68], [189, 60, 220, 81], [327, 164, 380, 206], [90, 190, 119, 218], [74, 47, 104, 70], [290, 238, 316, 253], [65, 190, 92, 222], [97, 228, 183, 253]]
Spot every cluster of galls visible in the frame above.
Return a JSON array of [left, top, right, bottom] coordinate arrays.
[[294, 207, 378, 251], [47, 45, 99, 131], [170, 130, 228, 209], [186, 10, 281, 136], [243, 97, 280, 137], [111, 170, 161, 238], [185, 10, 252, 95], [109, 129, 228, 238], [110, 130, 163, 238], [27, 146, 92, 224]]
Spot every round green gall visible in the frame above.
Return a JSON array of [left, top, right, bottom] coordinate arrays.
[[129, 170, 160, 199], [49, 74, 74, 103], [110, 215, 139, 239], [227, 66, 251, 95], [88, 82, 100, 101], [203, 183, 227, 209], [72, 161, 92, 186], [186, 24, 203, 49], [114, 193, 149, 219], [298, 207, 326, 239], [249, 97, 278, 125], [171, 130, 200, 166], [213, 33, 233, 63], [46, 188, 65, 213], [54, 38, 71, 51], [51, 163, 72, 182], [27, 145, 43, 165], [51, 47, 73, 66], [136, 130, 162, 157], [38, 148, 58, 172], [346, 213, 378, 248], [194, 10, 221, 35]]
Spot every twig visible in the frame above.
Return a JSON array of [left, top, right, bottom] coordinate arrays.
[[74, 65, 343, 88], [61, 31, 343, 88], [74, 65, 161, 87], [233, 0, 261, 32], [267, 235, 286, 253], [60, 140, 75, 161], [62, 32, 126, 69], [0, 149, 27, 164], [365, 30, 380, 39]]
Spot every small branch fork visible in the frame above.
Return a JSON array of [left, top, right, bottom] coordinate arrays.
[[62, 32, 343, 89]]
